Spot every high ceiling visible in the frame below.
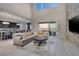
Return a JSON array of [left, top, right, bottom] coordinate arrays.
[[0, 3, 32, 23]]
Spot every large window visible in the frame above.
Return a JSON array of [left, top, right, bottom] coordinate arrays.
[[35, 3, 42, 11], [35, 3, 59, 11], [39, 23, 49, 30], [49, 22, 57, 32], [49, 22, 57, 29], [39, 22, 58, 31]]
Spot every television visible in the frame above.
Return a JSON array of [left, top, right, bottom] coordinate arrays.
[[69, 15, 79, 33]]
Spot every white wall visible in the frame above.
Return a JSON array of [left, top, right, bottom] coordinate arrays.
[[31, 3, 67, 39], [0, 3, 32, 19]]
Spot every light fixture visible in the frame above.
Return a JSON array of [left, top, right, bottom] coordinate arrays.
[[2, 22, 9, 24], [17, 24, 20, 25]]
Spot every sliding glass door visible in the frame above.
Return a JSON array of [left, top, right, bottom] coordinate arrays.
[[38, 22, 58, 36], [49, 22, 57, 36]]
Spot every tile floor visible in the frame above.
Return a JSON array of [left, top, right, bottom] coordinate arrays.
[[0, 36, 79, 56]]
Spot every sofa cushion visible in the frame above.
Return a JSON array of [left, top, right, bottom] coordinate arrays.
[[25, 32, 33, 37], [21, 35, 34, 42]]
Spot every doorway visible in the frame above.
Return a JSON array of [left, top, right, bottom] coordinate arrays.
[[49, 22, 58, 36], [38, 22, 58, 36]]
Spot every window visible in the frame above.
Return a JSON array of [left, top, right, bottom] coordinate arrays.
[[43, 3, 50, 9], [43, 3, 58, 9], [36, 3, 42, 11], [49, 22, 57, 29], [35, 3, 59, 11], [39, 23, 49, 30]]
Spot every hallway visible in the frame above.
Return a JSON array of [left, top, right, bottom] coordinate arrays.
[[0, 36, 79, 56]]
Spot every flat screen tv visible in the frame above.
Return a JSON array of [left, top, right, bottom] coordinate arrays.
[[69, 15, 79, 33]]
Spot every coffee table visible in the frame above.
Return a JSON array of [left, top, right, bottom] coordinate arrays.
[[34, 36, 47, 46]]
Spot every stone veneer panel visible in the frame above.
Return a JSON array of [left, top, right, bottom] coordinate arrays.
[[67, 3, 79, 45]]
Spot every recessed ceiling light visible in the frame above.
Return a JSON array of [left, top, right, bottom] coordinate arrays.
[[17, 24, 20, 25], [2, 22, 9, 24]]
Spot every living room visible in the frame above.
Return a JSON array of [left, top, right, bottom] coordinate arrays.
[[0, 3, 70, 56], [1, 3, 79, 56], [0, 3, 57, 56]]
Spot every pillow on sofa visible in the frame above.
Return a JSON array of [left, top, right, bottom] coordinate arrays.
[[25, 32, 33, 37], [36, 31, 44, 37]]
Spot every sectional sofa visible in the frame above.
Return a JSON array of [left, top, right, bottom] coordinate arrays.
[[13, 32, 35, 47]]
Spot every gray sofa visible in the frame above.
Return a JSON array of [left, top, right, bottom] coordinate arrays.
[[13, 32, 35, 47]]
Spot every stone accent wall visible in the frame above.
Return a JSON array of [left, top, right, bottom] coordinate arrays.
[[67, 3, 79, 45]]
